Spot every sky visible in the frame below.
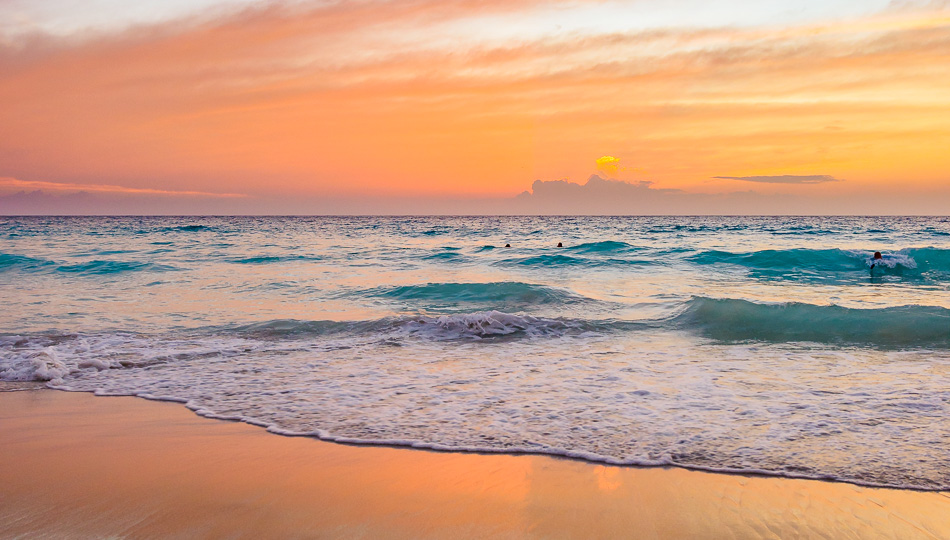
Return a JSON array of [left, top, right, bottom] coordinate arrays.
[[1, 0, 949, 214]]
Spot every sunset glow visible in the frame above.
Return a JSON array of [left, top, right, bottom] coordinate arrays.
[[1, 0, 949, 213]]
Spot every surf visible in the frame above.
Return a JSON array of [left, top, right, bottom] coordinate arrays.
[[674, 297, 950, 347]]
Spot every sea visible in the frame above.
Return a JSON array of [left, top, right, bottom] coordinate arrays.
[[2, 216, 949, 490]]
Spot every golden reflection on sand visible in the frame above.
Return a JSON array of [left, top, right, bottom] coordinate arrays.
[[1, 389, 948, 539]]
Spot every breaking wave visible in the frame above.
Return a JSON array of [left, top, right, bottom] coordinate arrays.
[[366, 281, 592, 309], [674, 297, 950, 347], [687, 247, 950, 281], [231, 311, 609, 341]]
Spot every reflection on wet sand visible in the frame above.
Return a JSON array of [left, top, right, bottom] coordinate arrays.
[[1, 389, 948, 539]]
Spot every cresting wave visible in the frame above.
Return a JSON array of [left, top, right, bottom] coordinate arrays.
[[0, 312, 602, 383], [674, 297, 950, 347], [232, 298, 950, 347], [3, 296, 947, 384], [366, 281, 592, 309], [687, 247, 950, 280], [232, 310, 608, 341], [229, 296, 950, 348], [475, 246, 950, 280]]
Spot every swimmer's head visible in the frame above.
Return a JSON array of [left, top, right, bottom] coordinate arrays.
[[505, 243, 511, 248], [873, 251, 882, 259], [557, 242, 563, 248]]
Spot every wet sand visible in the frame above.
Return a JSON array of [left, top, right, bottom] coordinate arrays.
[[2, 388, 948, 539]]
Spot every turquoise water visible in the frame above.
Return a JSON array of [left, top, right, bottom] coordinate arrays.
[[2, 216, 949, 489]]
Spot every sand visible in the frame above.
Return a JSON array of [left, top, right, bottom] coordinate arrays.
[[1, 388, 949, 539]]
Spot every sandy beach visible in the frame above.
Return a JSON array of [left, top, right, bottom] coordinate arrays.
[[1, 388, 948, 539]]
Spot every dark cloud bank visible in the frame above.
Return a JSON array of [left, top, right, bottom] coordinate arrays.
[[1, 175, 946, 215]]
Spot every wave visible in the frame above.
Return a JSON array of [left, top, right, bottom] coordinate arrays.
[[497, 254, 651, 268], [0, 333, 263, 384], [204, 299, 950, 347], [233, 310, 608, 341], [907, 247, 950, 273], [422, 252, 466, 262], [369, 281, 590, 308], [503, 254, 585, 266], [156, 224, 216, 233], [674, 297, 950, 347], [1, 253, 180, 275], [645, 224, 749, 234], [396, 311, 600, 340], [55, 260, 182, 275], [564, 240, 638, 254], [227, 255, 322, 264], [687, 247, 950, 281], [4, 318, 946, 491], [0, 253, 54, 272], [0, 311, 606, 381]]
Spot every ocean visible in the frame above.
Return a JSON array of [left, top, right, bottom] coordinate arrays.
[[2, 216, 949, 490]]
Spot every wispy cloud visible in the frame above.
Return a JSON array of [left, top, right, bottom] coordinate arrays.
[[0, 0, 948, 213], [0, 177, 246, 198], [712, 175, 842, 184]]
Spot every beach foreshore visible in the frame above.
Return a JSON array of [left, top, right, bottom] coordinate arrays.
[[2, 388, 948, 539]]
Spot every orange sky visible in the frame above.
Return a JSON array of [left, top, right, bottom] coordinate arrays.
[[1, 0, 949, 213]]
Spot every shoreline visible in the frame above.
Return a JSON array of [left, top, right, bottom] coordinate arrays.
[[43, 384, 950, 493], [3, 387, 949, 538]]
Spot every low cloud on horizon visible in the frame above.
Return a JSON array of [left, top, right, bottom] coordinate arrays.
[[3, 173, 946, 216], [713, 175, 842, 184]]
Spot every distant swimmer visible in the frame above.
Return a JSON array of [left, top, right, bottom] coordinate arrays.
[[557, 242, 563, 247], [870, 251, 883, 269], [505, 243, 511, 248]]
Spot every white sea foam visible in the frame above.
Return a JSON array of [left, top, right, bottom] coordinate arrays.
[[399, 311, 595, 339], [29, 347, 70, 383], [3, 328, 949, 490], [848, 249, 917, 269]]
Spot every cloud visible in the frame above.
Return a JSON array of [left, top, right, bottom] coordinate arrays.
[[0, 189, 256, 215], [712, 175, 842, 184], [0, 0, 949, 212], [506, 174, 949, 215], [0, 177, 246, 197], [0, 177, 247, 214], [512, 174, 704, 214]]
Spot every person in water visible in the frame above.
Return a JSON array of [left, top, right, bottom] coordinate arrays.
[[870, 251, 883, 269], [557, 242, 563, 247]]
